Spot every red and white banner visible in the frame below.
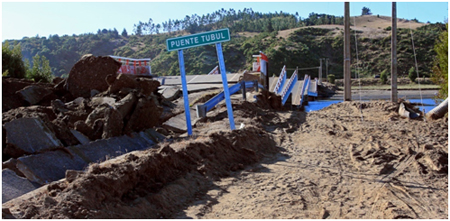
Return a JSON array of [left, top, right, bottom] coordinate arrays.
[[109, 56, 151, 75], [258, 52, 268, 76]]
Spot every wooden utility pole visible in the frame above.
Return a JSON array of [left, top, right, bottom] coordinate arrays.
[[344, 2, 351, 101], [391, 2, 398, 102], [319, 58, 323, 84]]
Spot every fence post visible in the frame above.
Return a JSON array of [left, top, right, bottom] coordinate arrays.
[[196, 104, 207, 118], [241, 81, 247, 101], [177, 50, 193, 135]]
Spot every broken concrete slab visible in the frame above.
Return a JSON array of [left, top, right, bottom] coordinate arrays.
[[16, 150, 87, 185], [2, 169, 41, 203], [162, 108, 200, 133], [161, 86, 181, 101], [16, 85, 53, 105], [68, 134, 154, 164], [4, 118, 63, 154], [15, 132, 156, 186], [142, 128, 167, 143], [70, 129, 90, 145]]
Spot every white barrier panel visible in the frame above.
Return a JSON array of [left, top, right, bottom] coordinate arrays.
[[273, 65, 287, 95], [252, 62, 260, 71], [281, 69, 298, 105], [207, 66, 220, 75]]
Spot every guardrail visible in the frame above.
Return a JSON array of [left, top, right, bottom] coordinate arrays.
[[281, 68, 299, 105], [196, 80, 259, 118], [298, 75, 311, 107]]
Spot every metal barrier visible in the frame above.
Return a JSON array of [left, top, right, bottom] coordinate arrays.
[[196, 80, 258, 118], [298, 75, 311, 107], [281, 68, 299, 105]]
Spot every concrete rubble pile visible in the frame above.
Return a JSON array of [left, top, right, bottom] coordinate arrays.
[[2, 55, 169, 204]]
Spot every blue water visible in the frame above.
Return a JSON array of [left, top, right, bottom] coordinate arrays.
[[304, 98, 443, 113]]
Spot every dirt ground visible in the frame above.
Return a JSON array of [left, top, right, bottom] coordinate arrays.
[[4, 92, 448, 218]]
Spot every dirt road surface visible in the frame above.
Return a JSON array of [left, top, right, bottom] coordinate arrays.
[[4, 98, 448, 219]]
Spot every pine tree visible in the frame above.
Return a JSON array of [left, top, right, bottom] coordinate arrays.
[[121, 28, 128, 37], [361, 7, 372, 15]]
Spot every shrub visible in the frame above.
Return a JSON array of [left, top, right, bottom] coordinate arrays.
[[26, 54, 53, 83], [327, 74, 335, 84], [432, 23, 448, 98], [380, 70, 389, 84], [408, 66, 417, 83], [2, 42, 27, 79]]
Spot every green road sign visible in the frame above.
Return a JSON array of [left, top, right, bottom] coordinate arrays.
[[166, 28, 230, 51]]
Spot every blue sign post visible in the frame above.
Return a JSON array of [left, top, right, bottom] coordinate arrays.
[[177, 50, 193, 135], [216, 42, 236, 130], [167, 28, 235, 135]]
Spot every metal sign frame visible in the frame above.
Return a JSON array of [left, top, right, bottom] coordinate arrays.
[[167, 29, 235, 135]]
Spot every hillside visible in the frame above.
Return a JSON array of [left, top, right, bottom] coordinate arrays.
[[3, 13, 445, 80], [277, 15, 427, 40]]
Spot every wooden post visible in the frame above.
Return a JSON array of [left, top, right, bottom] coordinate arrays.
[[326, 58, 329, 82], [319, 58, 323, 84], [344, 2, 351, 101], [265, 60, 269, 90], [391, 2, 398, 102]]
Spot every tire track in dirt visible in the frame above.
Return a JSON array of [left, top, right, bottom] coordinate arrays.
[[179, 101, 447, 219]]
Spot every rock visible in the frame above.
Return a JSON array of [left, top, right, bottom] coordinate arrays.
[[16, 85, 53, 105], [64, 55, 121, 98], [108, 74, 138, 94], [52, 77, 64, 85], [2, 105, 56, 125], [90, 89, 100, 97], [65, 170, 83, 183], [114, 92, 138, 119], [2, 207, 15, 219], [51, 99, 70, 114], [85, 105, 109, 128], [2, 77, 33, 112], [48, 119, 80, 147], [136, 78, 160, 97], [90, 97, 116, 107], [102, 107, 124, 139], [3, 118, 63, 154], [124, 97, 162, 134], [2, 158, 25, 178], [74, 121, 93, 139]]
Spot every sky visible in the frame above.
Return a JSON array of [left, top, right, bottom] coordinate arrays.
[[1, 1, 448, 41]]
